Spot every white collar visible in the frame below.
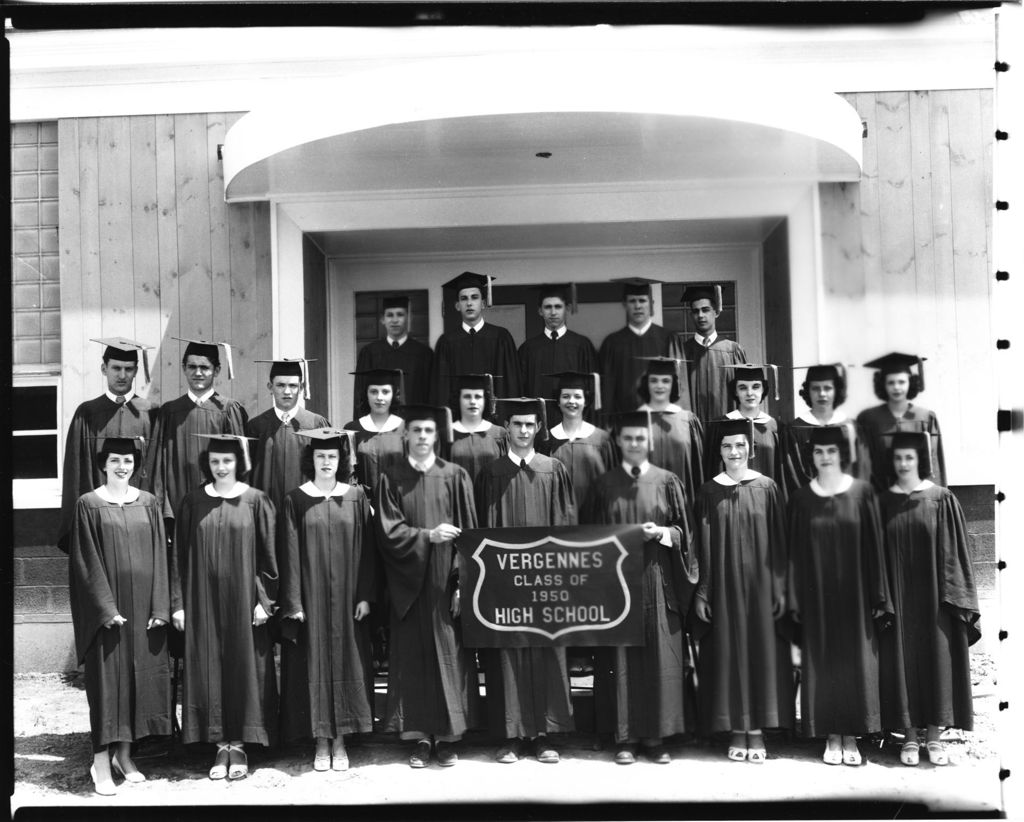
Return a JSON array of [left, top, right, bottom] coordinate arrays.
[[300, 480, 351, 499], [188, 388, 216, 405], [544, 325, 567, 340], [407, 453, 437, 472], [796, 408, 848, 425], [105, 388, 136, 404], [809, 475, 854, 497], [358, 414, 403, 432], [462, 319, 485, 334], [94, 485, 141, 504], [726, 408, 772, 424], [507, 450, 536, 467], [453, 419, 493, 433], [386, 334, 408, 347], [713, 469, 763, 486], [627, 320, 653, 336], [694, 331, 719, 347], [639, 402, 684, 414], [890, 479, 935, 495], [620, 460, 651, 476], [205, 482, 250, 499], [274, 404, 301, 422], [551, 421, 595, 441]]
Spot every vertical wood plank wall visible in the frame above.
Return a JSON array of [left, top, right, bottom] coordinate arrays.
[[820, 89, 994, 483], [58, 113, 272, 436]]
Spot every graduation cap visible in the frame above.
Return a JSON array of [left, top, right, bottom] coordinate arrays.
[[350, 368, 405, 405], [293, 427, 358, 473], [882, 429, 934, 479], [453, 373, 496, 416], [443, 271, 495, 306], [609, 277, 661, 299], [863, 352, 927, 392], [636, 355, 687, 398], [710, 417, 757, 456], [609, 409, 653, 437], [381, 296, 410, 311], [91, 337, 153, 384], [399, 404, 454, 444], [495, 397, 549, 440], [717, 362, 781, 402], [254, 357, 316, 400], [192, 433, 256, 473], [173, 337, 236, 380], [792, 362, 849, 384], [681, 284, 723, 312], [804, 424, 856, 467], [545, 371, 602, 411], [87, 435, 149, 477], [532, 282, 578, 314]]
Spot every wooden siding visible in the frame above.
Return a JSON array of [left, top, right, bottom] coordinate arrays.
[[58, 113, 272, 432], [820, 89, 994, 483]]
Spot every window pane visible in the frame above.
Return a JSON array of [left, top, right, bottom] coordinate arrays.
[[12, 435, 58, 479], [12, 386, 57, 430]]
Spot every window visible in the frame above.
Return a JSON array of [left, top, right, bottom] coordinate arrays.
[[11, 375, 62, 508]]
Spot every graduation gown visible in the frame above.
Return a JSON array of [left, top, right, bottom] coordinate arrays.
[[787, 478, 892, 737], [430, 323, 521, 407], [58, 394, 161, 552], [343, 416, 405, 502], [781, 411, 871, 495], [154, 392, 249, 521], [597, 324, 673, 414], [450, 423, 508, 484], [375, 458, 480, 737], [670, 336, 747, 422], [278, 483, 377, 741], [583, 465, 698, 742], [693, 474, 793, 734], [878, 483, 979, 731], [172, 485, 278, 745], [353, 337, 434, 417], [705, 412, 787, 500], [643, 407, 705, 508], [69, 489, 172, 750], [475, 453, 577, 739], [856, 404, 946, 491], [246, 406, 330, 515], [517, 329, 599, 402], [546, 423, 615, 512]]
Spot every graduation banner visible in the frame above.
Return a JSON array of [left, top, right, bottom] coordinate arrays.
[[456, 524, 644, 648]]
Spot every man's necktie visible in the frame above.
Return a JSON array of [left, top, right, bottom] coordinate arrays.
[[392, 340, 400, 350], [704, 337, 712, 349], [468, 328, 476, 338], [631, 466, 641, 479], [413, 462, 427, 473], [114, 396, 126, 405], [281, 413, 290, 425], [549, 331, 557, 342]]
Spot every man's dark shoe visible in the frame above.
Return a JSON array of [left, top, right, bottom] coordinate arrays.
[[409, 739, 432, 769], [535, 738, 560, 764], [614, 744, 637, 765], [436, 741, 458, 767], [642, 744, 671, 764], [495, 738, 522, 764]]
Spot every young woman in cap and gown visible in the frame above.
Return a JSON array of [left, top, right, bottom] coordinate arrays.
[[692, 419, 792, 764], [69, 436, 172, 794], [877, 432, 979, 766], [278, 429, 377, 772], [704, 363, 787, 498], [782, 363, 871, 494], [856, 353, 946, 492], [246, 358, 330, 515], [786, 425, 892, 767], [544, 371, 614, 512], [343, 368, 406, 503], [582, 411, 697, 765], [171, 434, 278, 781], [635, 357, 705, 508], [58, 338, 160, 553], [374, 405, 481, 768], [448, 373, 509, 483]]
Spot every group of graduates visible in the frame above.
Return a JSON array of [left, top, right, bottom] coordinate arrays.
[[61, 272, 980, 796]]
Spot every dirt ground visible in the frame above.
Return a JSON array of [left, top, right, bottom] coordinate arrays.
[[11, 652, 1003, 816]]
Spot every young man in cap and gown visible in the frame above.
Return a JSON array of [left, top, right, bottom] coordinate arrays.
[[598, 278, 677, 415], [246, 358, 330, 515], [353, 296, 433, 416], [474, 397, 577, 764], [517, 283, 598, 405], [58, 338, 161, 552], [374, 405, 481, 768], [669, 285, 747, 423], [430, 271, 521, 407], [582, 410, 698, 764]]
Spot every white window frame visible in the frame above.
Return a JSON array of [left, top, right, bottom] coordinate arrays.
[[11, 369, 62, 509]]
